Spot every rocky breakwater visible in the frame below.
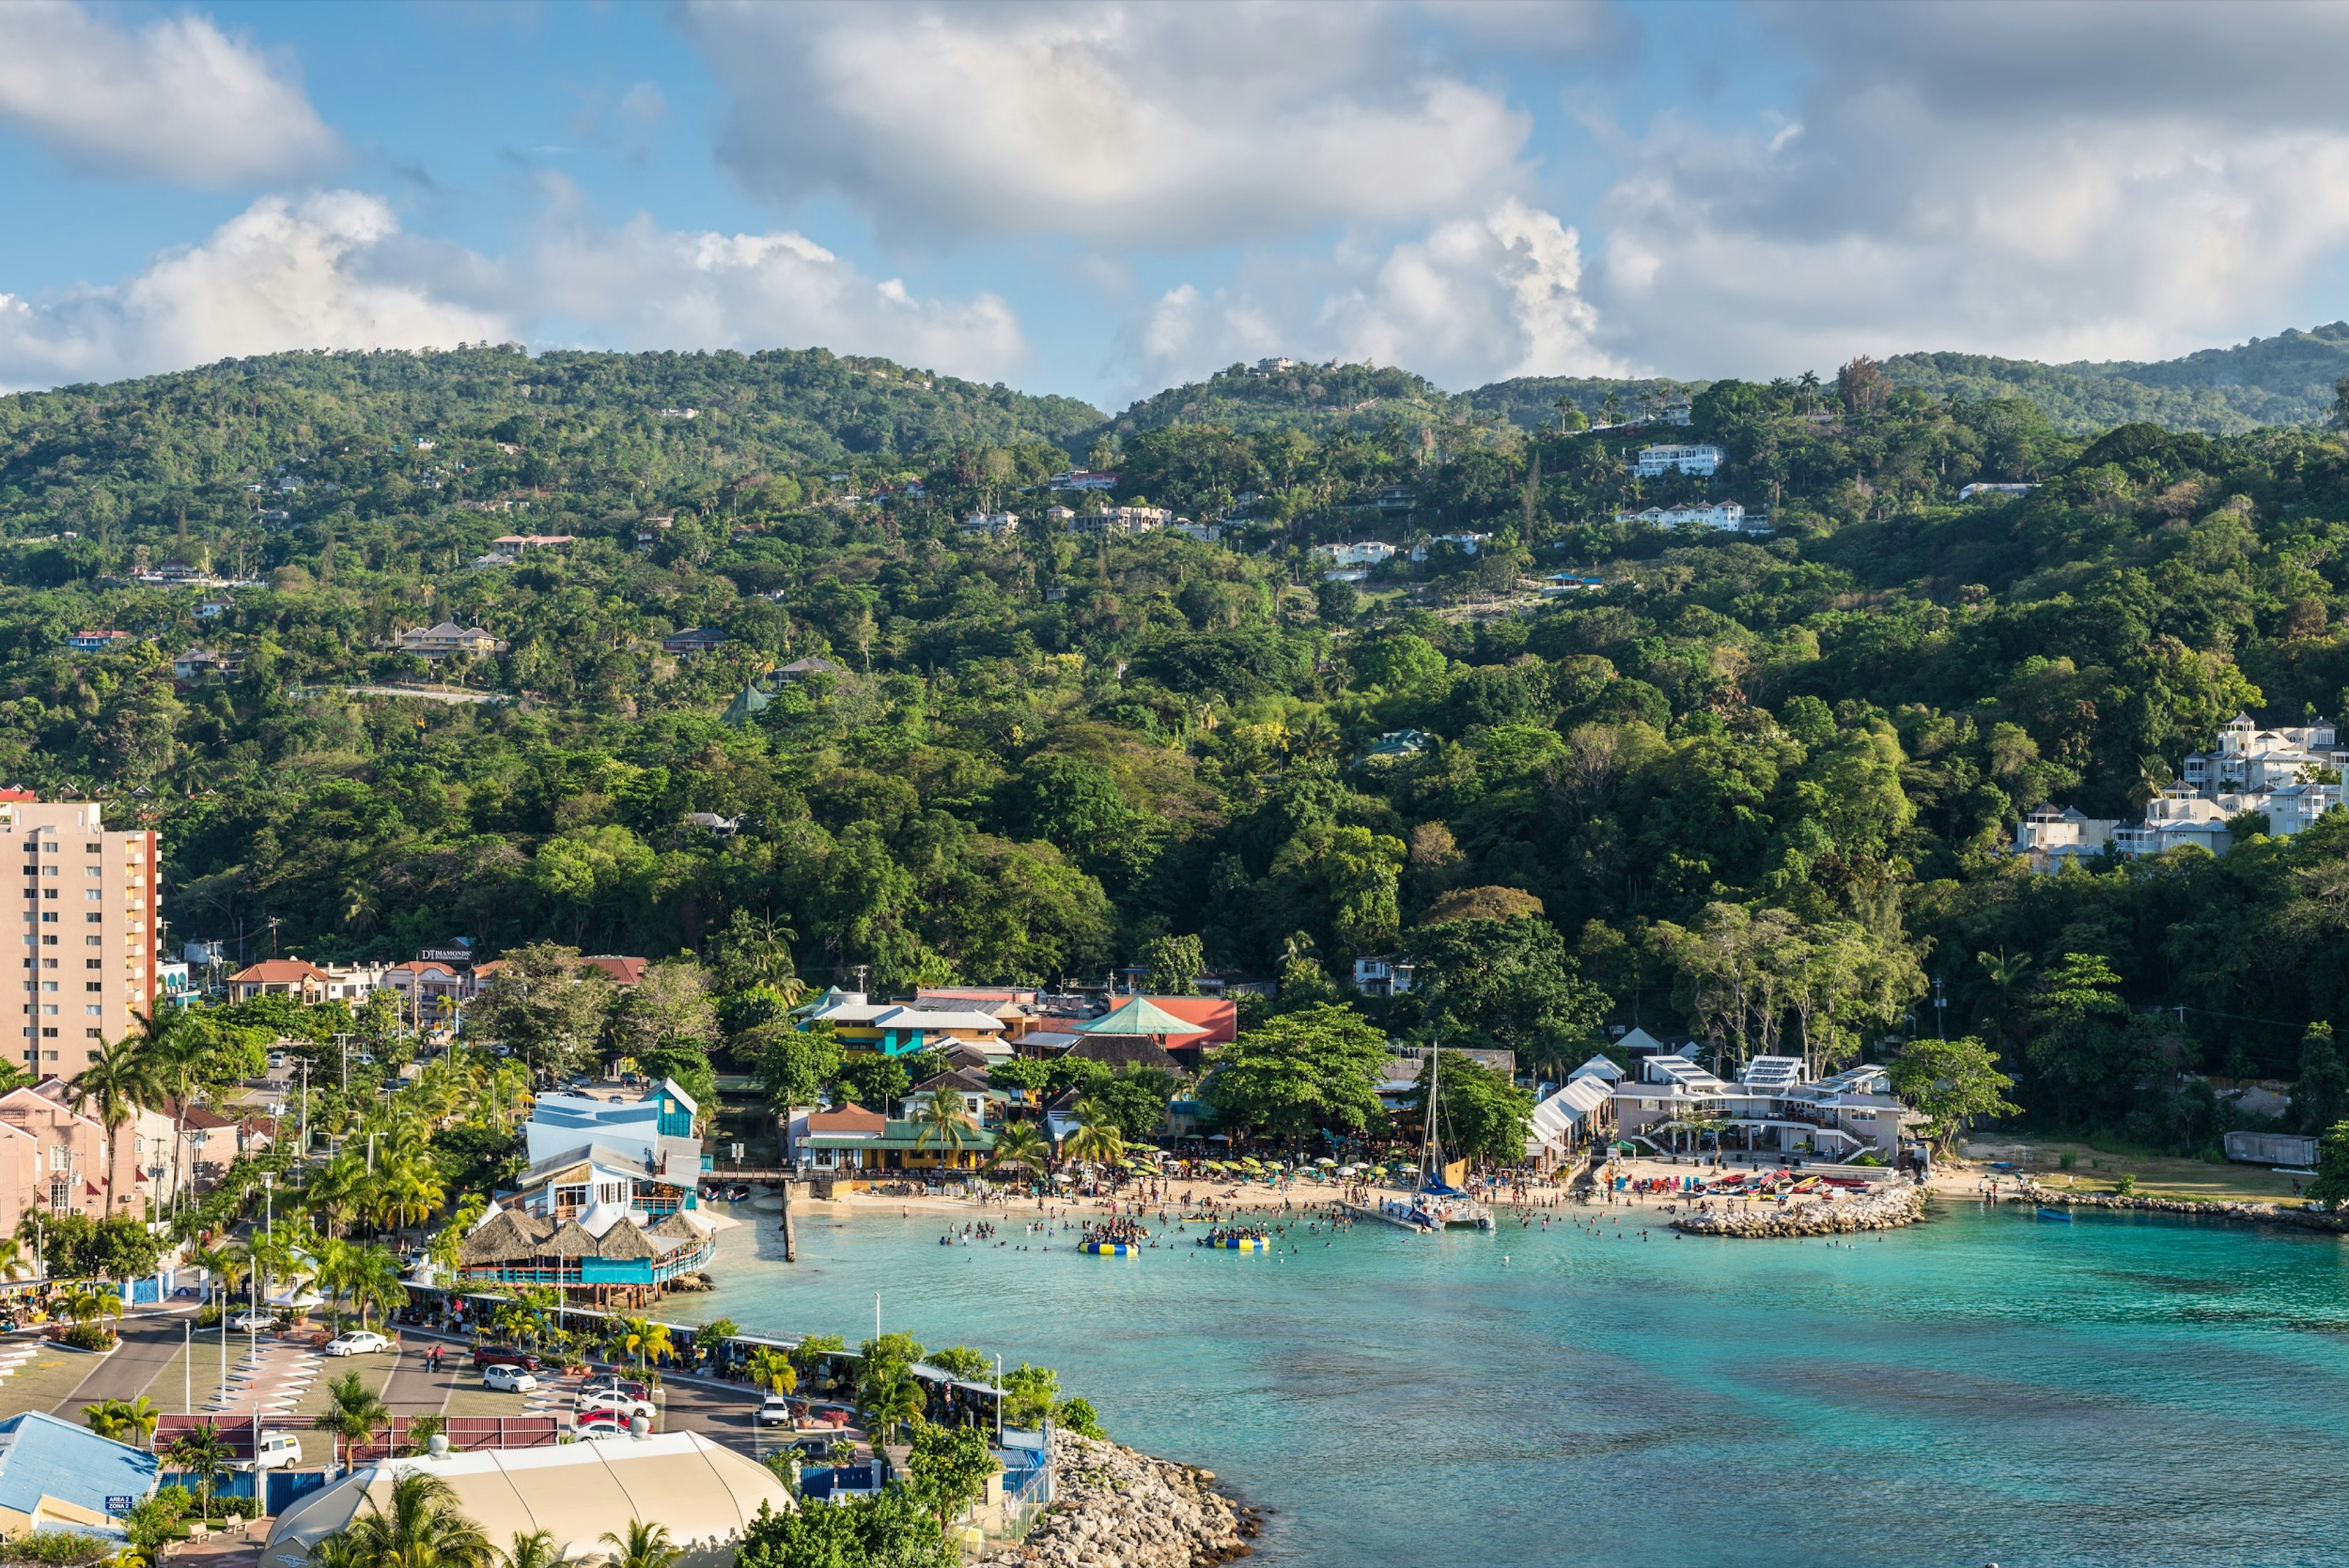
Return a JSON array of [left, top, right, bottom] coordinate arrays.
[[1671, 1178, 1927, 1238], [980, 1432, 1256, 1568], [2022, 1182, 2349, 1235]]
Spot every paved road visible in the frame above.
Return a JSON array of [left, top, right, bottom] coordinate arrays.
[[57, 1311, 198, 1411], [379, 1343, 457, 1416]]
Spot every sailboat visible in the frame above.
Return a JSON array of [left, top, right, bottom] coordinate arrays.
[[1403, 1050, 1494, 1233]]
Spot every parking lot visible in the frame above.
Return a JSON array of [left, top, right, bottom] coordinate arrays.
[[0, 1312, 814, 1466]]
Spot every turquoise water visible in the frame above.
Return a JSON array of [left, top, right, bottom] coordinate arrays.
[[698, 1200, 2349, 1567]]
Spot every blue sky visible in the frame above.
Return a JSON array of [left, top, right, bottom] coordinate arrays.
[[1, 1, 2345, 412]]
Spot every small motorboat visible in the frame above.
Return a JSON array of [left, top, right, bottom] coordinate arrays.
[[2036, 1205, 2074, 1222]]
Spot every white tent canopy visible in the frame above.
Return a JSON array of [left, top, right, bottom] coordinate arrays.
[[258, 1433, 790, 1568]]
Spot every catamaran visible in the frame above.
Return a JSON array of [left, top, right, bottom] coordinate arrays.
[[1371, 1049, 1494, 1232]]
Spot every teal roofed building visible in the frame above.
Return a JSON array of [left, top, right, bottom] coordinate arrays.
[[721, 684, 770, 723]]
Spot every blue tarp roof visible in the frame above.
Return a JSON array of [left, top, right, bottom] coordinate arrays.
[[0, 1410, 157, 1526]]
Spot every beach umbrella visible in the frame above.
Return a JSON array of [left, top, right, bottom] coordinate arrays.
[[1315, 1157, 1337, 1166]]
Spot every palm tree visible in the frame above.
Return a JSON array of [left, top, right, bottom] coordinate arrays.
[[499, 1531, 559, 1568], [311, 1237, 359, 1332], [138, 1022, 202, 1218], [606, 1316, 672, 1377], [598, 1522, 683, 1568], [912, 1090, 982, 1169], [858, 1369, 924, 1448], [337, 1471, 492, 1568], [401, 1413, 449, 1457], [84, 1396, 160, 1446], [167, 1423, 233, 1518], [986, 1122, 1050, 1178], [193, 1241, 249, 1319], [72, 1038, 160, 1219], [306, 1154, 368, 1240], [315, 1370, 392, 1471], [349, 1244, 409, 1330], [743, 1347, 796, 1397], [1062, 1097, 1127, 1192], [0, 1238, 29, 1283]]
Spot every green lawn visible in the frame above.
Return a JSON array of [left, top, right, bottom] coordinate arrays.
[[1961, 1136, 2314, 1204], [0, 1348, 114, 1421]]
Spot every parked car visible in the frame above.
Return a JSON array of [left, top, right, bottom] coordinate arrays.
[[574, 1384, 652, 1413], [483, 1364, 538, 1393], [324, 1330, 391, 1356], [231, 1310, 276, 1332], [579, 1396, 655, 1422], [231, 1432, 303, 1473], [573, 1415, 627, 1438], [754, 1394, 797, 1427], [472, 1348, 543, 1372]]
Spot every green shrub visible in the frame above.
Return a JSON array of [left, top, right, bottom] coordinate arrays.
[[0, 1528, 116, 1564]]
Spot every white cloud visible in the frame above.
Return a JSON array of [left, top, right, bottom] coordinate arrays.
[[528, 203, 1026, 380], [0, 193, 507, 388], [1593, 2, 2349, 375], [681, 0, 1531, 246], [0, 0, 339, 185], [1124, 199, 1622, 396], [0, 190, 1030, 392]]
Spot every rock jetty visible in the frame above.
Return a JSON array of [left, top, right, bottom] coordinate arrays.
[[979, 1432, 1256, 1568], [2022, 1183, 2349, 1235], [1671, 1179, 1926, 1238]]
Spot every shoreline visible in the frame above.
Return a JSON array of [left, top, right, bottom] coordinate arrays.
[[976, 1431, 1255, 1568]]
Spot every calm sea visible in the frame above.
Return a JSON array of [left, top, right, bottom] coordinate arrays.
[[697, 1197, 2349, 1568]]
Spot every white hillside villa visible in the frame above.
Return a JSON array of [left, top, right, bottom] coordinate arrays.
[[1616, 501, 1749, 531], [2018, 714, 2346, 869], [1633, 443, 1723, 477]]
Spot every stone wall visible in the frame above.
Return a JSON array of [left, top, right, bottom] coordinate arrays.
[[2022, 1183, 2349, 1234], [979, 1431, 1257, 1568], [1669, 1180, 1927, 1238]]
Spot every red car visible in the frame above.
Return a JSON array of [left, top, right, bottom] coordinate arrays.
[[471, 1348, 543, 1372]]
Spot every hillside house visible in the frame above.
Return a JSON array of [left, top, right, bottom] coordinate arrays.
[[1633, 444, 1724, 477]]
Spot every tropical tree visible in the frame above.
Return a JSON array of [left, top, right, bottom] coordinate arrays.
[[349, 1244, 409, 1329], [83, 1397, 158, 1446], [858, 1370, 924, 1448], [499, 1531, 559, 1568], [743, 1347, 797, 1396], [606, 1316, 672, 1375], [1059, 1097, 1126, 1188], [1888, 1037, 2022, 1155], [72, 1038, 161, 1220], [335, 1470, 492, 1568], [0, 1239, 29, 1283], [911, 1090, 982, 1166], [315, 1370, 392, 1470], [166, 1423, 234, 1517], [985, 1121, 1051, 1177], [598, 1521, 684, 1568]]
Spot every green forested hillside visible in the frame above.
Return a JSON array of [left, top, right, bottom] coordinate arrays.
[[7, 342, 2349, 1157], [1879, 324, 2349, 434], [0, 344, 1104, 550]]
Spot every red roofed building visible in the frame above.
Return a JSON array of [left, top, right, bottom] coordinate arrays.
[[227, 958, 333, 1004], [578, 955, 647, 986]]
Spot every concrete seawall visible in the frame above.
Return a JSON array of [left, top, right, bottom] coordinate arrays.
[[1670, 1180, 1927, 1238]]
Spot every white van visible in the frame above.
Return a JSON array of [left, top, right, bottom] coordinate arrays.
[[233, 1432, 303, 1472]]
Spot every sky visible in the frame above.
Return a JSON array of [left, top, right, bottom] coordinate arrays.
[[2, 0, 2347, 414]]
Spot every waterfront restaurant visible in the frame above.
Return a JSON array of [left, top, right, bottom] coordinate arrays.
[[454, 1200, 720, 1304], [1609, 1051, 1916, 1160]]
